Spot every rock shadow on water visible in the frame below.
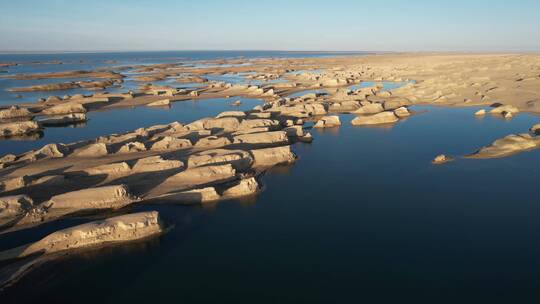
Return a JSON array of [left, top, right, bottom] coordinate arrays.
[[312, 126, 340, 136], [39, 121, 88, 129], [262, 162, 296, 177], [351, 122, 397, 131]]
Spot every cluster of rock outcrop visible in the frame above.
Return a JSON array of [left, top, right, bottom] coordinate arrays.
[[0, 120, 41, 137], [0, 100, 317, 284], [0, 92, 140, 139], [0, 104, 87, 139], [0, 94, 324, 242], [475, 104, 520, 119]]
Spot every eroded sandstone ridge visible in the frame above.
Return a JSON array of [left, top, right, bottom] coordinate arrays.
[[0, 90, 315, 287], [0, 211, 162, 261], [0, 211, 163, 288], [0, 108, 304, 232]]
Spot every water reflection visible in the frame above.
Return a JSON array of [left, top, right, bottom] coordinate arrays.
[[0, 132, 44, 142], [312, 126, 341, 135]]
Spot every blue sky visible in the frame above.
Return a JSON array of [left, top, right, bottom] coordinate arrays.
[[1, 0, 539, 52]]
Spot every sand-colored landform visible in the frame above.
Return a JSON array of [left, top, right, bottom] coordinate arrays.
[[0, 101, 311, 286], [467, 132, 540, 158], [0, 211, 162, 261], [2, 53, 539, 140], [0, 101, 320, 232], [0, 211, 163, 289], [1, 52, 540, 287]]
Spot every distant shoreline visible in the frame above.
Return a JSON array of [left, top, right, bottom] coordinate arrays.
[[1, 50, 538, 57], [0, 50, 376, 56]]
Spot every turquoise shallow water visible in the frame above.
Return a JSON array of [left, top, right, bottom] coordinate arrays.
[[2, 105, 540, 303]]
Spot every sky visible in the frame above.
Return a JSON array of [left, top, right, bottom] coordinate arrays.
[[1, 0, 539, 52]]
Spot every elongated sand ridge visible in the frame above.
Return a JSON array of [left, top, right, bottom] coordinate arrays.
[[1, 53, 540, 288]]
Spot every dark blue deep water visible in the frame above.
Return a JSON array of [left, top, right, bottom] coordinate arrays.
[[2, 105, 540, 303]]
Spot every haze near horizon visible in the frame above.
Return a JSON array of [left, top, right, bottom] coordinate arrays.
[[1, 0, 539, 52]]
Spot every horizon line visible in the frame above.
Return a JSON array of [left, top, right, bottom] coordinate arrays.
[[0, 49, 539, 56], [0, 49, 378, 55]]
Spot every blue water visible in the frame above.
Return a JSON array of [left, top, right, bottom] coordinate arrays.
[[204, 73, 288, 86], [204, 73, 248, 84], [0, 97, 262, 156], [2, 105, 540, 303], [347, 81, 411, 91]]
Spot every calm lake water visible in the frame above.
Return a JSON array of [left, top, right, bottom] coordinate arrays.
[[2, 104, 540, 303]]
